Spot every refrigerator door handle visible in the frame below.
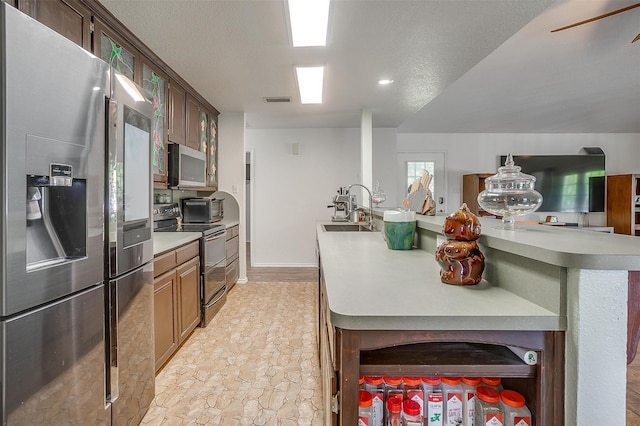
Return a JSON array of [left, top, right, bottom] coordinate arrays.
[[108, 280, 119, 403]]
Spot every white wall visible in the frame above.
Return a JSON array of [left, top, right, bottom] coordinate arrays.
[[245, 128, 361, 266], [243, 129, 638, 266], [393, 133, 640, 224], [218, 112, 247, 281]]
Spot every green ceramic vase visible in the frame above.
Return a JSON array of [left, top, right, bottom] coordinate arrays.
[[384, 221, 416, 250]]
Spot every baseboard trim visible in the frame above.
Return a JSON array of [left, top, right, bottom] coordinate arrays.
[[251, 263, 319, 268]]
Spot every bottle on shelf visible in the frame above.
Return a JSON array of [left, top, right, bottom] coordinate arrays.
[[403, 398, 423, 426], [383, 376, 404, 421], [475, 386, 503, 426], [480, 377, 503, 392], [441, 377, 463, 426], [403, 376, 424, 419], [421, 377, 443, 426], [499, 389, 532, 426], [359, 390, 373, 425], [461, 377, 480, 426], [364, 377, 384, 426], [386, 396, 402, 426]]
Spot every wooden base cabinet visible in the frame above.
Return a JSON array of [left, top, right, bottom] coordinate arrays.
[[318, 276, 564, 425], [225, 225, 240, 291], [153, 240, 200, 372]]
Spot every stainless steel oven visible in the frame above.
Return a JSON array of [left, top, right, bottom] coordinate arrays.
[[199, 226, 227, 326], [153, 203, 227, 327]]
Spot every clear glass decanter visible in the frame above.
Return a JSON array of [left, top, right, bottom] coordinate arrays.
[[477, 154, 543, 230]]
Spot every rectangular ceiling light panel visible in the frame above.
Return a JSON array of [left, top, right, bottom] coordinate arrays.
[[288, 0, 330, 47], [296, 66, 324, 104]]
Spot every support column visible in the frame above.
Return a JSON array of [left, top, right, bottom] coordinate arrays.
[[360, 109, 372, 206], [565, 268, 627, 425]]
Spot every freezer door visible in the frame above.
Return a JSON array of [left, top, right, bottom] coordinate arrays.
[[0, 285, 110, 425], [106, 263, 155, 425], [1, 4, 108, 316]]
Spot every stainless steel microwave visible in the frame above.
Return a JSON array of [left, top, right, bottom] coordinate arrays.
[[182, 198, 224, 223], [168, 143, 206, 188]]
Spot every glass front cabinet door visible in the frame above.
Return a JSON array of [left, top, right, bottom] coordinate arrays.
[[208, 112, 218, 190], [141, 61, 169, 186], [93, 19, 139, 81]]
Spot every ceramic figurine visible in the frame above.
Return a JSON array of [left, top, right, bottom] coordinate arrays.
[[435, 203, 485, 285]]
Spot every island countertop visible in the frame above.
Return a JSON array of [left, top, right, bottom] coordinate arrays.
[[316, 222, 563, 332], [412, 214, 640, 270]]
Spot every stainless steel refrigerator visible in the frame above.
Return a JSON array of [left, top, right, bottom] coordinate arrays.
[[0, 4, 155, 424]]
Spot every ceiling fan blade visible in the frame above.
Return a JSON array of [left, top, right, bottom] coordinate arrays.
[[551, 2, 640, 33], [633, 33, 640, 43]]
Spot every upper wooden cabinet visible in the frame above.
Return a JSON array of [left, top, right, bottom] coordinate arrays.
[[141, 58, 169, 187], [185, 93, 201, 151], [167, 79, 186, 145], [93, 18, 140, 81], [18, 0, 91, 50]]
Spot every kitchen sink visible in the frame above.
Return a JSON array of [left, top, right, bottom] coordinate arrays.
[[322, 224, 372, 232]]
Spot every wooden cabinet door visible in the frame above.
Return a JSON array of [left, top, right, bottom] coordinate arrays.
[[153, 270, 178, 372], [19, 0, 92, 50], [141, 58, 169, 187], [93, 17, 140, 81], [185, 93, 201, 151], [168, 80, 186, 145], [176, 256, 200, 342]]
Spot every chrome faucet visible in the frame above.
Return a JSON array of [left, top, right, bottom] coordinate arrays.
[[347, 183, 374, 230]]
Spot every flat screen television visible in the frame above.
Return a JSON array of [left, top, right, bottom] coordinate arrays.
[[499, 155, 606, 213]]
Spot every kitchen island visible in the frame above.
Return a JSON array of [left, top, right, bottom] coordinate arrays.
[[317, 215, 640, 425]]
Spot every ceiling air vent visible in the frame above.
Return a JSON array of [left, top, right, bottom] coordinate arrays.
[[263, 97, 292, 103]]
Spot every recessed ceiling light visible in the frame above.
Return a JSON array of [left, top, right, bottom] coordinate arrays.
[[295, 66, 324, 104], [288, 0, 330, 47], [378, 79, 394, 85]]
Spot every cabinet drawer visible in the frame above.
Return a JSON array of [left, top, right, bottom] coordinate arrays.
[[225, 235, 239, 262], [226, 225, 239, 240], [176, 241, 199, 265], [154, 251, 176, 277], [226, 257, 239, 288]]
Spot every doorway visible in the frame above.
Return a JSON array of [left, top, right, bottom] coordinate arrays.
[[397, 152, 447, 213], [245, 150, 253, 266]]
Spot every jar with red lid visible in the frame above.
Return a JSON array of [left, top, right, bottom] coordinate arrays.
[[441, 377, 463, 426], [383, 377, 403, 422], [475, 386, 503, 426], [421, 377, 443, 426], [403, 398, 423, 426], [403, 377, 424, 418], [386, 396, 402, 426], [364, 377, 384, 426], [461, 377, 480, 426], [480, 377, 503, 392], [499, 390, 531, 426], [359, 390, 373, 425]]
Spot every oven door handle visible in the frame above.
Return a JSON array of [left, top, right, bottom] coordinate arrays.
[[204, 285, 227, 308], [204, 231, 226, 242]]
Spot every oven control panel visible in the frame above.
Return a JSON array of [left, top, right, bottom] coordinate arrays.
[[153, 203, 181, 221]]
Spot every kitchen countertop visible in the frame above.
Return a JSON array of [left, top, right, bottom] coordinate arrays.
[[316, 222, 562, 332], [412, 214, 640, 270], [153, 232, 201, 256]]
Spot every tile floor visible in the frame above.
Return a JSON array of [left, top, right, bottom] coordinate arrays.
[[141, 280, 323, 425]]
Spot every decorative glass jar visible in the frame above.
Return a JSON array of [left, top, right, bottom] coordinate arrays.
[[477, 154, 543, 230]]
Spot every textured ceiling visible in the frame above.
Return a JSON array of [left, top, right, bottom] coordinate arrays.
[[98, 0, 639, 132]]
